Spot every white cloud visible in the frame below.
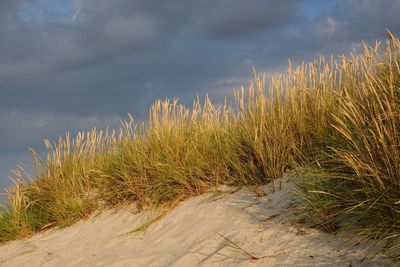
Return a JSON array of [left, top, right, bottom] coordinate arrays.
[[317, 17, 337, 36], [72, 0, 81, 22]]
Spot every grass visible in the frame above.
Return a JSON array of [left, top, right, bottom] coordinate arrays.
[[217, 232, 274, 260], [0, 30, 399, 260]]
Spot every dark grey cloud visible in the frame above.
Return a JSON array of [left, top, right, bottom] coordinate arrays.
[[1, 0, 400, 190], [188, 0, 305, 39], [0, 0, 23, 22]]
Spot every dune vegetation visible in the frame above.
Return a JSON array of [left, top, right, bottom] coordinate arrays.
[[1, 31, 399, 260]]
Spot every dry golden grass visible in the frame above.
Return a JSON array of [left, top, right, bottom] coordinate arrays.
[[0, 30, 399, 260]]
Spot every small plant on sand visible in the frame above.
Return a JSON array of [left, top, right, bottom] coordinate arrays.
[[217, 233, 267, 260]]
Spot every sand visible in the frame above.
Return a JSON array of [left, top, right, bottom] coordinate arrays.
[[0, 177, 388, 266]]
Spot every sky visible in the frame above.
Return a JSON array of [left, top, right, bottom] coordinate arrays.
[[1, 0, 400, 191]]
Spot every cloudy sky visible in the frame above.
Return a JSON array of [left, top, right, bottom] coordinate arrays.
[[1, 0, 400, 190]]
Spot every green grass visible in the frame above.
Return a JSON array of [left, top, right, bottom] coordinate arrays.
[[0, 30, 399, 260]]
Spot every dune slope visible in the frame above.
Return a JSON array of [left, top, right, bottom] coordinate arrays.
[[0, 178, 387, 266]]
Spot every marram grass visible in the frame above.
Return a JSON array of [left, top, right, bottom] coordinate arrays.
[[1, 31, 399, 260]]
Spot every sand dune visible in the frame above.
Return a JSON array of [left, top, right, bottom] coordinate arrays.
[[0, 177, 387, 266]]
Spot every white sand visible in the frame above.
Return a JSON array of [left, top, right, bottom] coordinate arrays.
[[0, 177, 388, 266]]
